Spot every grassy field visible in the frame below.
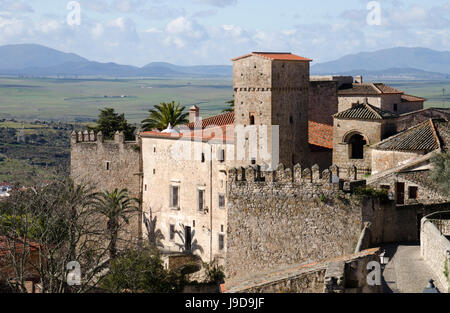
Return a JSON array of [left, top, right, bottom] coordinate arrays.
[[0, 78, 233, 123], [0, 78, 448, 124]]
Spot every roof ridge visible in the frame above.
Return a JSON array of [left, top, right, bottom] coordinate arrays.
[[364, 101, 383, 119], [371, 83, 383, 94], [429, 118, 442, 151]]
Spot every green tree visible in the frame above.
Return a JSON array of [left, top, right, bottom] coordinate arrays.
[[89, 108, 136, 140], [141, 101, 189, 131], [431, 151, 450, 197], [222, 98, 235, 113], [100, 248, 186, 293], [94, 189, 139, 260]]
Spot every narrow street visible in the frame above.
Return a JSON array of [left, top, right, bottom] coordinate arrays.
[[382, 243, 445, 293]]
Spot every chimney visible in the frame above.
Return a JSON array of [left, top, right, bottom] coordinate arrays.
[[355, 75, 363, 84], [189, 105, 200, 123]]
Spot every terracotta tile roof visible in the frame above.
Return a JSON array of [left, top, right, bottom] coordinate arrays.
[[308, 121, 333, 149], [434, 119, 450, 150], [401, 94, 426, 102], [338, 83, 404, 96], [334, 99, 398, 120], [373, 119, 446, 151], [232, 52, 312, 62], [186, 111, 235, 129], [141, 125, 235, 143], [0, 236, 40, 257], [186, 112, 333, 149]]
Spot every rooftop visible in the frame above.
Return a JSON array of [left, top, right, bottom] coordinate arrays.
[[338, 82, 404, 96], [334, 99, 398, 120], [232, 52, 312, 62], [372, 119, 450, 152]]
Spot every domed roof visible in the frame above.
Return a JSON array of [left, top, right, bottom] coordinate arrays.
[[161, 123, 179, 134]]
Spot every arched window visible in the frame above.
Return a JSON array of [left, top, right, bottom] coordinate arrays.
[[348, 134, 366, 159]]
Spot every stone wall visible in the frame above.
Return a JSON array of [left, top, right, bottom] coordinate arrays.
[[70, 131, 142, 244], [233, 55, 310, 169], [421, 212, 450, 293], [396, 109, 450, 133], [371, 150, 425, 175], [224, 248, 381, 293], [225, 163, 384, 280], [309, 81, 338, 126]]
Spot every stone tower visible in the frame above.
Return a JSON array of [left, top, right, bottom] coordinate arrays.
[[232, 52, 312, 169]]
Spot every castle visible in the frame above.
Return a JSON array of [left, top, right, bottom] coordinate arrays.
[[71, 52, 450, 288]]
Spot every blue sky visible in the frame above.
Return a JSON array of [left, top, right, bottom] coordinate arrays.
[[0, 0, 449, 66]]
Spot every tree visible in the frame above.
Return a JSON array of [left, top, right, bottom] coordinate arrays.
[[222, 98, 234, 113], [0, 177, 111, 293], [89, 108, 136, 140], [94, 189, 139, 260], [430, 151, 450, 197], [141, 101, 189, 131], [100, 248, 186, 293]]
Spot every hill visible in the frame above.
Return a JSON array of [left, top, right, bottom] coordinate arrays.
[[311, 47, 450, 75]]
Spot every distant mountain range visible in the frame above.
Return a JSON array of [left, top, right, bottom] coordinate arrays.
[[0, 44, 449, 80], [311, 47, 450, 79]]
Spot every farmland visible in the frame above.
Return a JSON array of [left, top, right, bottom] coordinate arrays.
[[0, 77, 448, 185]]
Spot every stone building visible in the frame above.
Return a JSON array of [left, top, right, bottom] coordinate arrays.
[[140, 124, 234, 263], [70, 50, 450, 276], [231, 52, 312, 169], [332, 98, 398, 178], [70, 130, 142, 245]]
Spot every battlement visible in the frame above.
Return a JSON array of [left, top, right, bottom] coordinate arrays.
[[228, 163, 364, 192], [71, 130, 137, 145]]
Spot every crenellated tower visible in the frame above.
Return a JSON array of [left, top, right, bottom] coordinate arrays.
[[232, 52, 312, 169]]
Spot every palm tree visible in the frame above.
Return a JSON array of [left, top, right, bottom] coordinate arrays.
[[141, 101, 189, 131], [222, 98, 234, 113], [94, 189, 139, 260]]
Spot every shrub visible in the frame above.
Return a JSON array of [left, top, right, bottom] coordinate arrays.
[[353, 187, 389, 202]]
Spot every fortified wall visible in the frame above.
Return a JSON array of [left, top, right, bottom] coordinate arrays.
[[70, 131, 142, 242], [421, 212, 450, 293], [226, 163, 390, 280]]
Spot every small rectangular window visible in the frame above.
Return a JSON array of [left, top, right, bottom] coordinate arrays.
[[219, 234, 225, 251], [217, 149, 225, 163], [219, 194, 225, 209], [198, 189, 204, 211], [106, 161, 110, 171], [193, 220, 196, 228], [409, 186, 418, 199], [170, 225, 175, 241], [171, 186, 179, 208], [201, 153, 205, 163], [144, 185, 147, 192], [394, 103, 398, 112], [221, 225, 224, 233]]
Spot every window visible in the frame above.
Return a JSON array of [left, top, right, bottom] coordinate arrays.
[[153, 169, 156, 175], [290, 116, 294, 124], [251, 158, 256, 165], [217, 149, 225, 163], [201, 153, 205, 163], [144, 185, 147, 192], [348, 134, 366, 159], [221, 225, 224, 232], [409, 186, 418, 199], [219, 194, 225, 208], [170, 186, 179, 208], [198, 189, 205, 211], [106, 161, 111, 171], [193, 220, 196, 228], [218, 234, 225, 251], [393, 103, 398, 112], [250, 115, 255, 125], [169, 225, 175, 241], [153, 146, 157, 154], [185, 227, 192, 252]]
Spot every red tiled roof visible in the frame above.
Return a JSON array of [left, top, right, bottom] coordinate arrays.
[[187, 111, 235, 129], [308, 121, 333, 149], [232, 52, 312, 62], [339, 83, 404, 95], [0, 236, 40, 257], [142, 112, 333, 149], [401, 94, 426, 102], [141, 125, 235, 142]]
